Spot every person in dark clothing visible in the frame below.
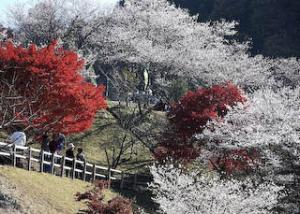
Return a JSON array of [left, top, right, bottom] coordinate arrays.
[[56, 133, 66, 155], [41, 134, 51, 172], [76, 148, 85, 162], [48, 133, 60, 173], [49, 133, 59, 154], [41, 134, 50, 152], [76, 148, 85, 179], [65, 143, 75, 177], [66, 143, 75, 158]]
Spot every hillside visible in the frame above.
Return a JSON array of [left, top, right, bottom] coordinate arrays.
[[0, 166, 116, 214], [67, 104, 167, 173]]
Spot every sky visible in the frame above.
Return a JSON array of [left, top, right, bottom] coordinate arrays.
[[0, 0, 119, 25], [0, 0, 15, 21]]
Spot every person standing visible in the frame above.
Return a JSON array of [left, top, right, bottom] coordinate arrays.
[[49, 133, 59, 154], [65, 143, 75, 177], [9, 126, 26, 146], [41, 134, 51, 172], [48, 133, 59, 173], [9, 126, 26, 167], [76, 148, 85, 162], [76, 148, 85, 179], [66, 143, 75, 159], [56, 133, 66, 155], [41, 134, 50, 152]]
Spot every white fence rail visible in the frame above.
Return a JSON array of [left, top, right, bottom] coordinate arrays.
[[0, 142, 150, 189], [0, 142, 127, 187]]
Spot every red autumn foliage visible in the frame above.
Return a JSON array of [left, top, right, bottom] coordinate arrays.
[[154, 82, 246, 162], [154, 141, 201, 163], [106, 197, 133, 214], [76, 180, 132, 214], [168, 82, 246, 141], [0, 41, 106, 135], [209, 149, 260, 175]]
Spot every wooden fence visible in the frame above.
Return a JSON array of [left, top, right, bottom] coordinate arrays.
[[0, 142, 150, 190]]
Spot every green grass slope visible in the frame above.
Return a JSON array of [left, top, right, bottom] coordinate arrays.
[[0, 166, 116, 214]]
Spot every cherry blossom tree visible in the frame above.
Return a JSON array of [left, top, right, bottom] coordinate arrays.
[[198, 87, 300, 149], [92, 0, 300, 89], [10, 0, 300, 91], [9, 0, 111, 80], [150, 165, 283, 214], [195, 86, 300, 212]]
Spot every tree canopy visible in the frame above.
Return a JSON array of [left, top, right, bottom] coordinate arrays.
[[0, 41, 106, 135]]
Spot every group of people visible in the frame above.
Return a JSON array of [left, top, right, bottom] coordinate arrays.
[[6, 127, 86, 177], [41, 133, 65, 155], [65, 143, 85, 163], [65, 143, 86, 178], [40, 132, 85, 177]]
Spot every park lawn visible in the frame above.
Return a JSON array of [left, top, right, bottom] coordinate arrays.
[[0, 166, 117, 214]]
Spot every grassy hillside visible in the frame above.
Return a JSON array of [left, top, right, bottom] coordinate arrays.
[[0, 166, 116, 214], [67, 103, 167, 173]]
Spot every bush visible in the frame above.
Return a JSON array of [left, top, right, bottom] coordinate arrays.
[[76, 180, 132, 214]]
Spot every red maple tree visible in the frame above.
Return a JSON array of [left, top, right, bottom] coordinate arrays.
[[168, 82, 246, 141], [154, 82, 249, 170], [0, 41, 106, 135]]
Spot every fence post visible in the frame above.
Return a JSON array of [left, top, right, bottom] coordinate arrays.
[[83, 160, 87, 181], [92, 164, 96, 182], [40, 150, 44, 172], [51, 153, 55, 174], [133, 173, 138, 189], [120, 172, 124, 189], [107, 167, 111, 189], [27, 147, 32, 171], [60, 156, 65, 177], [12, 144, 16, 167], [72, 158, 76, 179]]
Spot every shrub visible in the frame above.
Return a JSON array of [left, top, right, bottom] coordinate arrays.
[[76, 180, 132, 214]]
